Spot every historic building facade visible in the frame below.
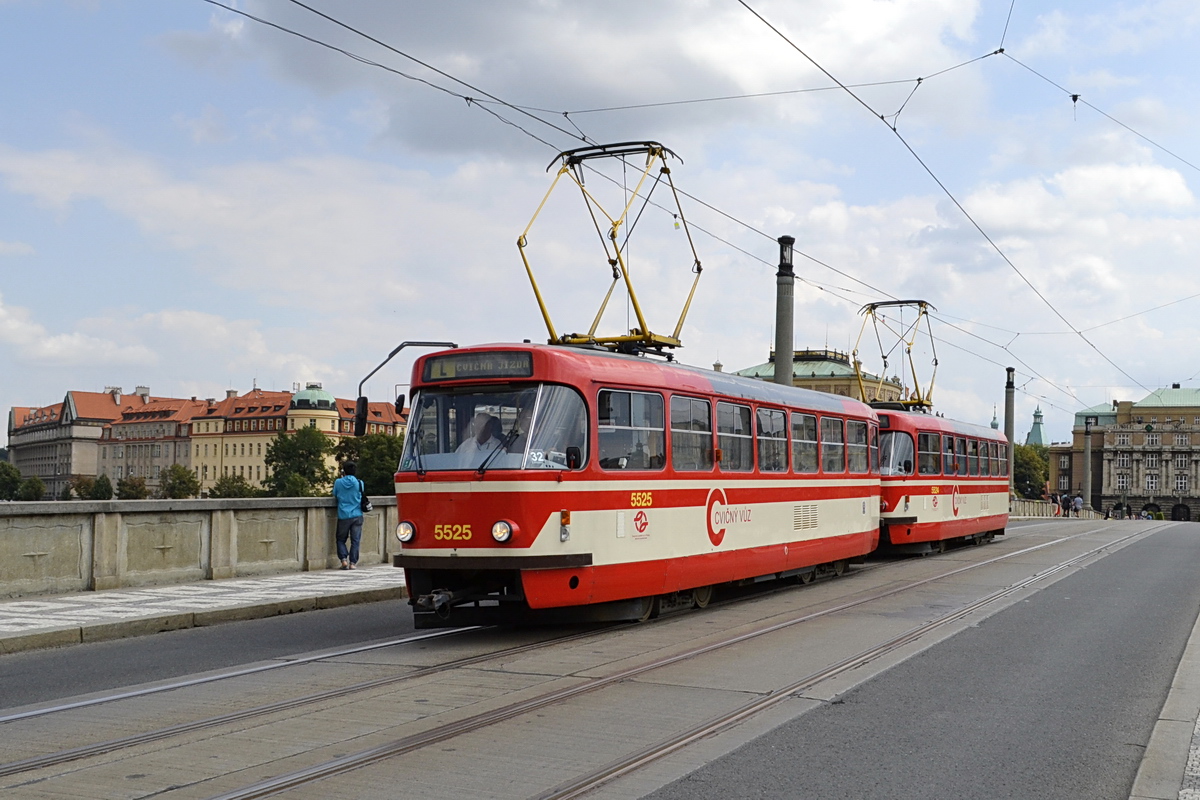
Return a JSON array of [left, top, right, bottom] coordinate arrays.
[[11, 383, 405, 498], [1049, 385, 1200, 520], [7, 387, 146, 499]]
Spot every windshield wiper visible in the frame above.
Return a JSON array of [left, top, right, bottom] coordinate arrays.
[[477, 425, 521, 477]]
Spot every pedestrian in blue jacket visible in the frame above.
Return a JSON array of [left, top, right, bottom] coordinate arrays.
[[332, 461, 364, 570]]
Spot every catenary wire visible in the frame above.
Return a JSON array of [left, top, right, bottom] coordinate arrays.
[[735, 0, 1153, 398], [199, 0, 1108, 416]]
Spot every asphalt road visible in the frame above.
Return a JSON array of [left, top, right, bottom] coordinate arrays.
[[0, 598, 415, 711], [647, 523, 1200, 800]]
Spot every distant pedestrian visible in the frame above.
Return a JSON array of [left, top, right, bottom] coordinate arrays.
[[1050, 493, 1060, 517], [1073, 494, 1084, 516], [332, 461, 365, 570]]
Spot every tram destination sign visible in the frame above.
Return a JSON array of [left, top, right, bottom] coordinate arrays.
[[424, 351, 534, 382]]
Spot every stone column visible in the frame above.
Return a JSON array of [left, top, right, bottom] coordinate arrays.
[[92, 511, 123, 590]]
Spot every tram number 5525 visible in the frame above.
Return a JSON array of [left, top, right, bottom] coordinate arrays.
[[630, 492, 653, 508], [434, 524, 472, 541]]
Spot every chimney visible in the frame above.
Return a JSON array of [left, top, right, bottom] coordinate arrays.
[[226, 389, 238, 399], [191, 396, 197, 402], [105, 386, 123, 404], [135, 385, 150, 398], [1173, 383, 1181, 389], [206, 398, 216, 407]]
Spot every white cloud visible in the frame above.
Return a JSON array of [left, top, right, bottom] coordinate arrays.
[[0, 292, 154, 366], [0, 240, 33, 256]]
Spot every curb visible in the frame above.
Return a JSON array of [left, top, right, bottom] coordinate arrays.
[[0, 585, 408, 656], [1129, 598, 1200, 799]]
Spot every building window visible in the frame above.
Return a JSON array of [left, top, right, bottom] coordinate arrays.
[[1151, 417, 1158, 424], [257, 443, 262, 456], [1116, 433, 1130, 446], [1147, 473, 1159, 492], [153, 465, 160, 478], [1059, 455, 1069, 469], [1176, 455, 1188, 471], [1177, 474, 1189, 493], [1147, 433, 1160, 446], [1116, 452, 1130, 468], [1177, 434, 1190, 446], [1058, 475, 1069, 490], [1146, 453, 1160, 469]]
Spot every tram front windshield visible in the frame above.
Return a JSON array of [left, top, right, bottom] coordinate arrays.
[[879, 431, 915, 476], [399, 384, 587, 472]]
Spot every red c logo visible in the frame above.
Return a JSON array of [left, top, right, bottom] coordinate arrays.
[[706, 488, 728, 546], [634, 510, 648, 533]]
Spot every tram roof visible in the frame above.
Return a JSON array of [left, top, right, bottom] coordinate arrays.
[[415, 343, 877, 419], [878, 407, 1007, 441]]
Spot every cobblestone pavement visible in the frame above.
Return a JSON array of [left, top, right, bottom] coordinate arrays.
[[0, 566, 407, 654]]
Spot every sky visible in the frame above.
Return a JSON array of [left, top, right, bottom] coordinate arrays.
[[3, 0, 1200, 447]]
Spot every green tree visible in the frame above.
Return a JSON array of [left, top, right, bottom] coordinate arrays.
[[161, 464, 201, 499], [91, 473, 114, 500], [116, 475, 150, 500], [16, 476, 45, 501], [0, 461, 21, 501], [69, 475, 96, 500], [59, 483, 73, 501], [208, 473, 259, 498], [264, 426, 334, 497], [1013, 443, 1049, 500], [334, 432, 406, 496]]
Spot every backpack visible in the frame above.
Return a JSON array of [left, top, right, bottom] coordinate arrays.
[[358, 479, 372, 514]]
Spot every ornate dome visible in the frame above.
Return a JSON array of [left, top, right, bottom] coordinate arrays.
[[290, 382, 335, 410]]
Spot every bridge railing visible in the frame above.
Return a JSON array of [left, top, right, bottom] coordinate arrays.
[[0, 496, 398, 598]]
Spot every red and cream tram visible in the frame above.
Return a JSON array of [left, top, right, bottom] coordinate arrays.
[[393, 343, 883, 627], [877, 410, 1009, 553]]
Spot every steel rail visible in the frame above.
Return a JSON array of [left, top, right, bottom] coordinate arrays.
[[537, 525, 1163, 799], [0, 627, 481, 726], [207, 523, 1148, 800], [0, 624, 632, 779]]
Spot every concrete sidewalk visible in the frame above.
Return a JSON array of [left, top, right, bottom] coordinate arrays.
[[0, 565, 407, 655]]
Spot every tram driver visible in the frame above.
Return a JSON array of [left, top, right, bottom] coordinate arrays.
[[456, 413, 503, 467]]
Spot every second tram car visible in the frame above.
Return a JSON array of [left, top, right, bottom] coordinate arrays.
[[393, 343, 883, 627], [877, 409, 1010, 553]]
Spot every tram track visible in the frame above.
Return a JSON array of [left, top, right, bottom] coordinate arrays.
[[202, 522, 1158, 800], [0, 521, 1130, 795]]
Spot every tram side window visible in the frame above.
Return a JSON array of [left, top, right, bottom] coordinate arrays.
[[670, 396, 713, 471], [880, 431, 915, 476], [968, 439, 979, 476], [1000, 443, 1009, 476], [598, 390, 664, 470], [956, 438, 968, 476], [847, 420, 869, 473], [821, 417, 845, 473], [989, 441, 999, 476], [942, 435, 955, 475], [756, 408, 788, 472], [791, 412, 819, 473], [917, 432, 940, 475], [717, 402, 754, 472]]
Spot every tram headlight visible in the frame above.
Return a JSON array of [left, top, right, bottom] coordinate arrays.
[[491, 520, 516, 543], [396, 521, 416, 543]]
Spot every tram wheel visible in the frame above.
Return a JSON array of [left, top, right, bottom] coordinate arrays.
[[692, 585, 713, 609], [972, 534, 986, 546], [799, 570, 816, 585], [833, 560, 847, 577], [637, 596, 659, 622], [934, 540, 947, 554]]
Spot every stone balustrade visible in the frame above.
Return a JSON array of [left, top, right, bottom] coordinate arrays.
[[0, 497, 399, 598], [1009, 497, 1101, 519]]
